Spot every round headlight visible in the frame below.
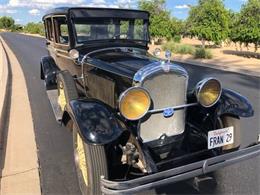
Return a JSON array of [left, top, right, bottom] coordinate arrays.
[[119, 87, 151, 120], [196, 78, 222, 107]]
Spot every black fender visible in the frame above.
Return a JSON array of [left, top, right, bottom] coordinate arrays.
[[40, 56, 60, 90], [216, 88, 254, 118], [66, 99, 124, 145]]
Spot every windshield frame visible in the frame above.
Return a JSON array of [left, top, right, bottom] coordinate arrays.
[[68, 8, 150, 47], [71, 17, 150, 45]]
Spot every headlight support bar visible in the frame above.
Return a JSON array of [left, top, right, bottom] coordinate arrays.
[[148, 102, 198, 114]]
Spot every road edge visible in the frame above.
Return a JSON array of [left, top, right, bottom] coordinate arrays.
[[0, 36, 10, 148], [173, 57, 260, 78], [0, 36, 41, 194]]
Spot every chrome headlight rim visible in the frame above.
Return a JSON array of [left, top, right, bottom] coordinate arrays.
[[196, 77, 222, 108], [119, 86, 151, 121]]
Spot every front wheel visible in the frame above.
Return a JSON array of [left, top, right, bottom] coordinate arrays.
[[73, 125, 108, 195]]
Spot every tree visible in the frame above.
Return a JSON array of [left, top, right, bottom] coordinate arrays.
[[24, 22, 44, 36], [186, 0, 230, 47], [0, 16, 15, 30], [228, 11, 243, 50], [237, 0, 260, 52], [138, 0, 172, 40]]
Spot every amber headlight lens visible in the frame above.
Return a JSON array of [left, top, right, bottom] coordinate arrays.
[[119, 87, 151, 120], [196, 78, 222, 107]]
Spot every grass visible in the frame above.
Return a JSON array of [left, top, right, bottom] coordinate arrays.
[[194, 48, 213, 59], [162, 41, 213, 59], [162, 41, 195, 55]]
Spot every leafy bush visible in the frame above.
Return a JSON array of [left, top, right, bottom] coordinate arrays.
[[175, 44, 195, 54], [194, 48, 213, 59], [24, 22, 44, 36], [172, 35, 181, 43], [162, 41, 195, 55]]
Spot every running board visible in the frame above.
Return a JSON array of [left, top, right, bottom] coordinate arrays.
[[46, 89, 63, 122]]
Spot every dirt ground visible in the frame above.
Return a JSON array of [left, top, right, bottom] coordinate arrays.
[[148, 38, 260, 76]]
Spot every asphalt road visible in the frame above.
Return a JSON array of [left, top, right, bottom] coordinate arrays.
[[1, 32, 260, 195]]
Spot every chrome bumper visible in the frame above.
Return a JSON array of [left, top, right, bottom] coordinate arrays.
[[101, 144, 260, 194]]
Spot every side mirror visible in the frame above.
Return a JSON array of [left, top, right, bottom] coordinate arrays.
[[69, 49, 79, 60]]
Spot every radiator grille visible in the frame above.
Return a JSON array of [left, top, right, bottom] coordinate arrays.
[[140, 72, 187, 142]]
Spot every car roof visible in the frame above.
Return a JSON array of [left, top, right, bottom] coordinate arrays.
[[42, 7, 150, 20]]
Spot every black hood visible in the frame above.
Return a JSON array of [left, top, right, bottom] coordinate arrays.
[[87, 49, 156, 78]]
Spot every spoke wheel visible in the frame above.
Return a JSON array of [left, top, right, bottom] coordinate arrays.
[[57, 71, 78, 111], [58, 81, 67, 111], [76, 132, 89, 186], [73, 125, 108, 195]]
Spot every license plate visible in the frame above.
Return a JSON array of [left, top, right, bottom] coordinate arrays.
[[208, 126, 234, 149]]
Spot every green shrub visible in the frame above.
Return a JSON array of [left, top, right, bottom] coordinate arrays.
[[162, 41, 175, 51], [175, 44, 194, 54], [172, 35, 181, 43], [23, 22, 44, 35], [194, 48, 213, 59], [162, 41, 194, 55]]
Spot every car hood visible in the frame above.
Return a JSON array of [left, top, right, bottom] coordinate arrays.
[[88, 49, 157, 78]]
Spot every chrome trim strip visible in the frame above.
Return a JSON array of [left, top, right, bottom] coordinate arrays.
[[133, 61, 188, 84], [56, 53, 71, 60], [148, 102, 198, 114], [55, 48, 68, 53]]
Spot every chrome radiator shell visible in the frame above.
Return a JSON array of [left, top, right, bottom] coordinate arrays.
[[134, 62, 188, 143]]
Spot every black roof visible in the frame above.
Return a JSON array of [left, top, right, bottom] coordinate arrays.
[[42, 7, 149, 20], [43, 7, 69, 18]]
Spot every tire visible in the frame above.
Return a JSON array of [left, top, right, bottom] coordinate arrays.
[[219, 115, 241, 151], [73, 125, 108, 195]]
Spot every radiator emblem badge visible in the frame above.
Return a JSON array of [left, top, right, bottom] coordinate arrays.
[[163, 108, 174, 118]]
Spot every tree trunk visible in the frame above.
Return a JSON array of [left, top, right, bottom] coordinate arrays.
[[151, 39, 155, 45], [254, 43, 258, 52], [245, 43, 249, 51], [239, 42, 242, 51], [201, 38, 205, 48]]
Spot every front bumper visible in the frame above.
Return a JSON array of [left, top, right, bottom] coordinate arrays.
[[101, 144, 260, 194]]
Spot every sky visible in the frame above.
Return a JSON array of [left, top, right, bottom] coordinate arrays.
[[0, 0, 248, 25]]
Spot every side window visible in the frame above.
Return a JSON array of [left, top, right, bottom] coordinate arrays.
[[45, 18, 53, 41], [53, 17, 69, 45]]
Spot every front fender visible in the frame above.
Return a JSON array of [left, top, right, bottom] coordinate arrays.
[[67, 99, 124, 145], [217, 88, 254, 117]]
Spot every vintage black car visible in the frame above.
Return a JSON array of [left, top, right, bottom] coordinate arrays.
[[41, 7, 260, 195]]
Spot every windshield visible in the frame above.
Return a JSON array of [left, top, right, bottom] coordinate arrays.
[[73, 18, 149, 44]]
